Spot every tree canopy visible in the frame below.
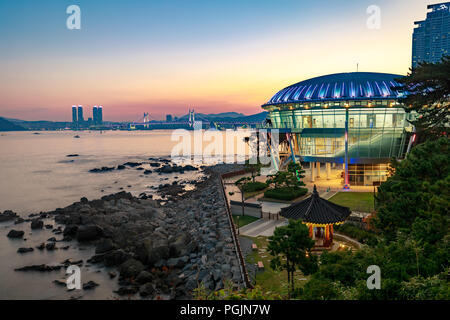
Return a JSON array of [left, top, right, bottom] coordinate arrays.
[[396, 56, 450, 140]]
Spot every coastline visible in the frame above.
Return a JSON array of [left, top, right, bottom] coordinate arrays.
[[0, 163, 245, 300]]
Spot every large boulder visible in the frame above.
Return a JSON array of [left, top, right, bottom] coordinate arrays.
[[63, 224, 78, 237], [135, 237, 170, 266], [139, 283, 155, 297], [0, 210, 18, 222], [119, 258, 145, 278], [76, 225, 103, 241], [103, 249, 131, 267], [7, 230, 24, 238], [30, 219, 44, 230], [95, 238, 115, 254], [136, 271, 154, 284], [169, 233, 192, 257]]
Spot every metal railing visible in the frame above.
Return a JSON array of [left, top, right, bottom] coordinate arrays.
[[218, 173, 254, 289]]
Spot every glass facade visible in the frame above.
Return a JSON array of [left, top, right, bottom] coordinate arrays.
[[269, 106, 407, 160]]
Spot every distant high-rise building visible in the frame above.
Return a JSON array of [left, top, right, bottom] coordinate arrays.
[[93, 106, 98, 125], [72, 106, 77, 124], [412, 2, 450, 68], [77, 106, 84, 123], [98, 106, 103, 124], [166, 114, 173, 122]]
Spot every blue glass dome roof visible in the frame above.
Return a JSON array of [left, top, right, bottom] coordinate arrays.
[[263, 72, 404, 106]]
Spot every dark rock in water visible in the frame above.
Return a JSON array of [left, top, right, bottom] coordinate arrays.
[[31, 219, 44, 230], [47, 237, 57, 242], [7, 230, 24, 238], [108, 271, 117, 279], [100, 191, 134, 202], [66, 154, 79, 157], [46, 242, 56, 250], [14, 218, 25, 224], [139, 283, 155, 297], [63, 225, 78, 237], [136, 271, 154, 284], [61, 245, 70, 250], [149, 162, 160, 167], [123, 162, 142, 167], [36, 243, 45, 250], [61, 258, 83, 266], [0, 210, 18, 222], [83, 281, 99, 290], [74, 135, 80, 138], [117, 165, 126, 170], [15, 264, 62, 272], [143, 169, 152, 175], [53, 279, 66, 286], [76, 225, 103, 241], [45, 224, 53, 229], [17, 247, 34, 254], [115, 286, 138, 296], [80, 197, 88, 204], [95, 238, 115, 254], [119, 258, 145, 278], [103, 249, 131, 267], [89, 166, 115, 173]]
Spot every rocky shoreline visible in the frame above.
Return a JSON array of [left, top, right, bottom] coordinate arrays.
[[1, 163, 245, 299]]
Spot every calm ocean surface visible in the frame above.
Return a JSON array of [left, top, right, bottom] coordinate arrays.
[[0, 130, 250, 214]]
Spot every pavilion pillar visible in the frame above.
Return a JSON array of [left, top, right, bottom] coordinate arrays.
[[326, 162, 331, 180], [310, 162, 315, 182], [316, 162, 321, 178], [309, 225, 313, 238]]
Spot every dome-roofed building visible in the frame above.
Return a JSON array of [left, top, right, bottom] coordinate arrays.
[[261, 72, 416, 187]]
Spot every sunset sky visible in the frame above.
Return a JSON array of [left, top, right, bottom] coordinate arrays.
[[0, 0, 438, 121]]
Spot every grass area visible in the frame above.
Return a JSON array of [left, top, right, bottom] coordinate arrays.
[[242, 235, 310, 297], [232, 215, 259, 228], [328, 192, 375, 212], [244, 189, 267, 199]]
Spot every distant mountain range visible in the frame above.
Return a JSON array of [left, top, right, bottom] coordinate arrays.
[[0, 117, 28, 131]]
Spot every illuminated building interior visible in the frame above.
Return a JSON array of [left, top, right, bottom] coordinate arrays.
[[262, 72, 416, 187]]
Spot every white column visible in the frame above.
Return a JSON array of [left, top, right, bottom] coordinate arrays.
[[316, 162, 321, 178], [310, 162, 315, 182]]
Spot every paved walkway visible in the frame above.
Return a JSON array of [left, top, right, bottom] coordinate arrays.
[[239, 219, 288, 237]]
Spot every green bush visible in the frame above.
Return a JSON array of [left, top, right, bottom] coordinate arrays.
[[334, 223, 378, 246], [242, 181, 267, 193], [264, 187, 308, 201]]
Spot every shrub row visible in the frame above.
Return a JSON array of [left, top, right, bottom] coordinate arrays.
[[242, 181, 267, 193], [334, 223, 378, 246], [264, 187, 308, 201]]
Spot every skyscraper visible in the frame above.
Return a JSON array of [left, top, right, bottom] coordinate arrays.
[[98, 106, 103, 124], [72, 106, 77, 124], [93, 106, 98, 125], [77, 105, 84, 123], [412, 2, 450, 68]]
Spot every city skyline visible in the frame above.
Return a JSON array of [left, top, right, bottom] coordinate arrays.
[[0, 0, 441, 121]]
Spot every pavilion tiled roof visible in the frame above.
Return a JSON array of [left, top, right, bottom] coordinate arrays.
[[280, 186, 351, 225]]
